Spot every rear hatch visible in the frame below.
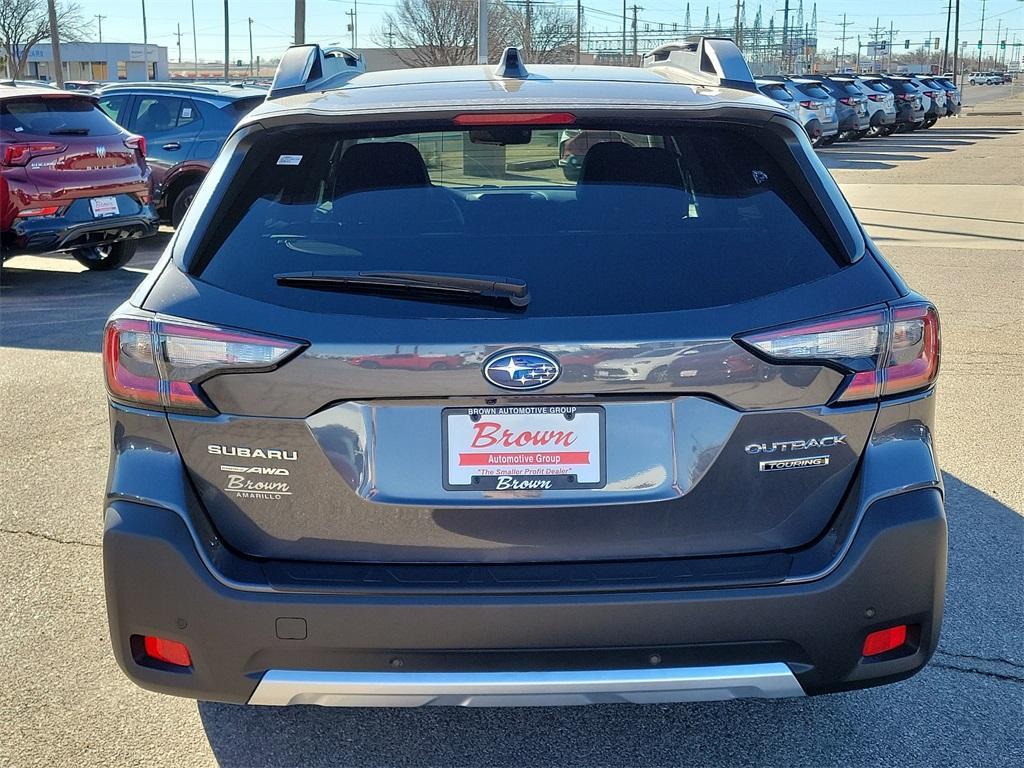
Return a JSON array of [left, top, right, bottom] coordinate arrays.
[[0, 93, 147, 209], [133, 115, 901, 565]]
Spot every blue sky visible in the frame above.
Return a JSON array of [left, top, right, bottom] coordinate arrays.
[[70, 0, 1024, 63]]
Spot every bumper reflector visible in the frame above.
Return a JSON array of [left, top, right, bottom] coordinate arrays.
[[862, 625, 908, 657], [142, 636, 192, 667]]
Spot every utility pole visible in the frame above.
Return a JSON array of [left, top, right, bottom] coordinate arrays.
[[477, 0, 488, 64], [977, 0, 986, 72], [524, 0, 532, 57], [346, 8, 356, 48], [622, 0, 627, 65], [223, 0, 229, 81], [952, 0, 960, 84], [942, 0, 952, 72], [141, 0, 149, 82], [47, 0, 63, 86], [295, 0, 306, 45], [837, 13, 852, 69], [734, 0, 742, 48], [887, 20, 894, 72], [630, 4, 642, 65], [95, 15, 106, 43], [175, 23, 182, 63], [191, 0, 198, 78], [575, 0, 582, 64], [781, 0, 790, 72], [248, 17, 254, 77], [994, 18, 1001, 70]]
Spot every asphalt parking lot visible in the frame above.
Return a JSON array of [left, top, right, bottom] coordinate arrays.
[[1, 92, 1022, 767]]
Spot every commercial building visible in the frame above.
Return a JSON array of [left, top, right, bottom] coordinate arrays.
[[6, 42, 169, 82]]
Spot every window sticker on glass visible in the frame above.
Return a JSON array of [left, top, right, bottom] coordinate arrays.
[[277, 154, 303, 166], [181, 107, 192, 119]]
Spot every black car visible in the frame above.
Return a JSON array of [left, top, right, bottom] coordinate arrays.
[[95, 82, 265, 226], [102, 40, 945, 708], [879, 76, 927, 132]]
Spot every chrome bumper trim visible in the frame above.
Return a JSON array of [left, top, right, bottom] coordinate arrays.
[[247, 663, 805, 707]]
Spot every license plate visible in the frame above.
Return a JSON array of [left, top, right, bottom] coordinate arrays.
[[90, 196, 119, 218], [443, 405, 605, 491], [824, 107, 835, 119]]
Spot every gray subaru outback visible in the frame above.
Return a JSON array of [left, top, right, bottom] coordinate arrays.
[[102, 39, 945, 708]]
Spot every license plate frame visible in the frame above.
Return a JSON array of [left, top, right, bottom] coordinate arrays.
[[442, 405, 606, 491], [90, 196, 119, 218]]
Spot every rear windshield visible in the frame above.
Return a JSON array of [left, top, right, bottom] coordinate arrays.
[[0, 96, 119, 137], [193, 122, 844, 318], [862, 80, 892, 93], [794, 83, 831, 100], [831, 81, 863, 96], [886, 80, 918, 95], [760, 84, 794, 101]]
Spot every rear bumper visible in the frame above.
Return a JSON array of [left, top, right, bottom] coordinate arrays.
[[104, 487, 946, 706], [2, 206, 159, 257]]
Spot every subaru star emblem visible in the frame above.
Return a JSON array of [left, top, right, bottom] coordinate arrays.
[[96, 145, 106, 158], [483, 350, 561, 390]]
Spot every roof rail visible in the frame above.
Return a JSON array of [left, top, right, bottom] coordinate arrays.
[[268, 44, 365, 100], [99, 81, 225, 93], [642, 36, 756, 92]]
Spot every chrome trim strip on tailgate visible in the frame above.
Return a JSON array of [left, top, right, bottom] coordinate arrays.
[[247, 663, 805, 707]]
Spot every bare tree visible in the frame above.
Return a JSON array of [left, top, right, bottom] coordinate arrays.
[[375, 0, 577, 68], [506, 5, 577, 64], [0, 0, 83, 79]]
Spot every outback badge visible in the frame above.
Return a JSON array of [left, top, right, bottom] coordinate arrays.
[[483, 350, 561, 390]]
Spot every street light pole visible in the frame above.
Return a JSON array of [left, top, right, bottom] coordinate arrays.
[[191, 0, 199, 78], [977, 0, 986, 72], [248, 17, 254, 77], [95, 15, 106, 43], [295, 0, 306, 45], [141, 0, 149, 81], [942, 0, 952, 73], [952, 0, 960, 85], [477, 0, 488, 64], [47, 0, 64, 86], [223, 0, 230, 81]]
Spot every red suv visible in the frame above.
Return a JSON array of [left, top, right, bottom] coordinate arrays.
[[1, 84, 158, 274]]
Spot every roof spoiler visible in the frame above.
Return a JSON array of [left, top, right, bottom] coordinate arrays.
[[642, 37, 757, 93], [268, 44, 365, 100]]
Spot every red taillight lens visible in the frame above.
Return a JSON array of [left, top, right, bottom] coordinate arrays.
[[739, 303, 940, 403], [142, 636, 192, 667], [838, 97, 853, 105], [124, 134, 146, 157], [868, 94, 885, 102], [453, 112, 576, 126], [15, 205, 61, 217], [799, 100, 820, 108], [862, 625, 908, 657], [103, 315, 304, 414], [1, 141, 66, 167]]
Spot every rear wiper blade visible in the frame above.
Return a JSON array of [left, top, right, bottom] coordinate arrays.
[[274, 270, 530, 307], [49, 128, 89, 135]]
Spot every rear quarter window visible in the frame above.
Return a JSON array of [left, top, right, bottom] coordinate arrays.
[[0, 97, 120, 137], [190, 122, 847, 319]]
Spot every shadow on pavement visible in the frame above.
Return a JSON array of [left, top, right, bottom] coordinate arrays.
[[0, 233, 169, 352], [197, 472, 1023, 768], [817, 126, 1021, 171]]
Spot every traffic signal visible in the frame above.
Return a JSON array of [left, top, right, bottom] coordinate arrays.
[[977, 40, 983, 50], [905, 39, 910, 49], [1000, 40, 1006, 50], [934, 38, 940, 50]]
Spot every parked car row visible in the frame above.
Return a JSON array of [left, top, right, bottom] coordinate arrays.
[[1, 81, 264, 276], [756, 74, 961, 148]]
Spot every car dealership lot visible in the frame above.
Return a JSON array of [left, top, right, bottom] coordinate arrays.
[[2, 102, 1022, 767]]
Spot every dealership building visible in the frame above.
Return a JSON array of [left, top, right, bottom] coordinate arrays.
[[8, 42, 169, 82]]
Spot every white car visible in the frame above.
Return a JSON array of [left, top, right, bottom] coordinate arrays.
[[968, 72, 1002, 85]]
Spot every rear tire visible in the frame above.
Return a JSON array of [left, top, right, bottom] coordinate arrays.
[[818, 135, 836, 147], [70, 240, 137, 271], [170, 182, 201, 229]]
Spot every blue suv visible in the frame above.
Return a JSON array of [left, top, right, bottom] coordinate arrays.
[[96, 83, 265, 226]]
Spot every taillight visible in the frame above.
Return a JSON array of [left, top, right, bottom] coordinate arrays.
[[124, 134, 146, 157], [739, 303, 940, 403], [15, 205, 61, 217], [799, 100, 822, 109], [838, 97, 854, 105], [103, 314, 304, 414], [1, 141, 66, 167], [867, 94, 885, 102], [897, 93, 914, 102]]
